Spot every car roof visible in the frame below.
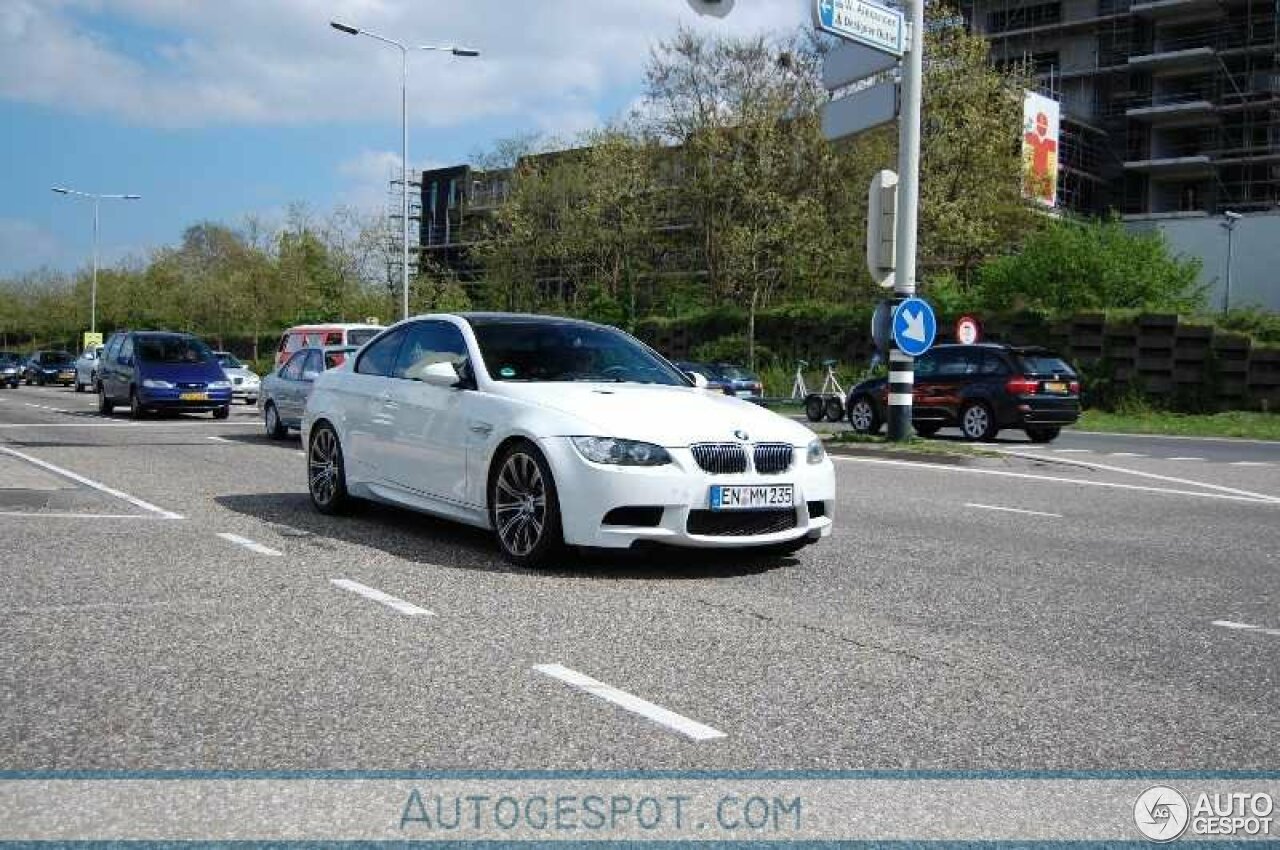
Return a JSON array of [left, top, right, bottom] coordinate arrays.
[[930, 343, 1055, 354], [459, 312, 610, 330]]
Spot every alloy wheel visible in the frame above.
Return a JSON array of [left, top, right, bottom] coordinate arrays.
[[850, 399, 874, 432], [963, 405, 990, 440], [309, 427, 340, 507], [493, 452, 547, 558]]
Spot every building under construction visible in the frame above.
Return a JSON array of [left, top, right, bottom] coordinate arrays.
[[961, 0, 1279, 216]]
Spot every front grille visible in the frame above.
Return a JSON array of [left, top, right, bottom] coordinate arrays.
[[753, 443, 793, 474], [687, 509, 798, 537], [177, 382, 205, 390], [691, 443, 747, 475], [233, 377, 243, 385]]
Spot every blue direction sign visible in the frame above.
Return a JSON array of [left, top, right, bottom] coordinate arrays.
[[814, 0, 905, 57], [892, 297, 937, 357]]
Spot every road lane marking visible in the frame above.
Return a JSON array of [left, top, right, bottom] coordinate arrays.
[[207, 436, 231, 444], [1070, 430, 1280, 446], [965, 503, 1063, 518], [0, 446, 184, 519], [1053, 449, 1092, 453], [330, 579, 433, 616], [0, 422, 258, 429], [1230, 461, 1272, 467], [216, 532, 282, 557], [994, 451, 1280, 504], [1168, 457, 1205, 462], [1108, 452, 1146, 457], [833, 456, 1280, 505], [0, 512, 166, 520], [1212, 620, 1280, 637], [532, 663, 726, 741]]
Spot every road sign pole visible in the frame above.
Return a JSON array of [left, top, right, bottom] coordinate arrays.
[[888, 0, 925, 442]]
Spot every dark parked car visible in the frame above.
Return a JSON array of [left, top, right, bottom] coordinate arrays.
[[845, 343, 1081, 442], [0, 352, 22, 388], [98, 331, 233, 419], [24, 350, 76, 386], [710, 362, 764, 401]]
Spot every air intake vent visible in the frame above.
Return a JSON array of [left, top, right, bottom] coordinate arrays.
[[691, 443, 747, 474], [753, 443, 794, 474]]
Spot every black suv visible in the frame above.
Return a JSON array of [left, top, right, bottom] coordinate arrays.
[[846, 344, 1081, 442]]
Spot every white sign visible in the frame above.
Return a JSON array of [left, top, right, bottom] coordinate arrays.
[[814, 0, 905, 57], [821, 79, 899, 141], [955, 315, 981, 345], [823, 41, 899, 90]]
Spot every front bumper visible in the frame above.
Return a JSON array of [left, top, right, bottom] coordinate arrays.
[[540, 437, 836, 550], [138, 388, 233, 410], [232, 385, 260, 401], [40, 370, 75, 384]]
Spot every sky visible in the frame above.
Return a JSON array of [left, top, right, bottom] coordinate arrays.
[[0, 0, 810, 277]]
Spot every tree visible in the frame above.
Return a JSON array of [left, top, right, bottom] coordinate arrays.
[[975, 217, 1206, 313]]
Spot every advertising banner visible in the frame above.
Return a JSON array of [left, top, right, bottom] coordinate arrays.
[[1022, 90, 1061, 207]]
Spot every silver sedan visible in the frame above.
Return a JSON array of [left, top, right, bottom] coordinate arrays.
[[259, 346, 355, 439]]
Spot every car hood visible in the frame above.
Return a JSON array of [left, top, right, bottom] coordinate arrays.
[[138, 361, 226, 382], [222, 366, 258, 380], [494, 382, 816, 447]]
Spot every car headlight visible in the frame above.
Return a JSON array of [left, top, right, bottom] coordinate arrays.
[[245, 375, 260, 384], [807, 438, 826, 465], [208, 380, 232, 390], [571, 437, 672, 466], [141, 379, 175, 389]]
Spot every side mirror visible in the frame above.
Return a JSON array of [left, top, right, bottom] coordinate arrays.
[[120, 356, 133, 367], [418, 361, 461, 387], [689, 371, 709, 389]]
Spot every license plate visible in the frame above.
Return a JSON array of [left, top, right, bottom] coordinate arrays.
[[59, 371, 74, 379], [710, 484, 794, 511], [1044, 381, 1067, 393], [735, 390, 754, 398], [180, 392, 207, 401]]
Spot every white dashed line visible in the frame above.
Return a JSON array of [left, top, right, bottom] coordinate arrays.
[[1168, 457, 1205, 462], [1230, 461, 1272, 468], [965, 503, 1063, 518], [1212, 620, 1280, 637], [991, 452, 1280, 504], [1108, 452, 1146, 458], [0, 512, 166, 520], [533, 663, 726, 741], [0, 446, 184, 519], [207, 436, 231, 444], [216, 532, 282, 557], [1053, 448, 1092, 453], [330, 579, 433, 616]]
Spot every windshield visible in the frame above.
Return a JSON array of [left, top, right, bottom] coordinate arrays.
[[470, 319, 688, 385], [1017, 353, 1076, 376], [215, 353, 243, 368], [136, 336, 215, 365], [346, 328, 380, 346], [715, 365, 756, 381]]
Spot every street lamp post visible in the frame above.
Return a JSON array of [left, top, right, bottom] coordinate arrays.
[[1221, 210, 1242, 315], [330, 20, 479, 322], [50, 186, 141, 336]]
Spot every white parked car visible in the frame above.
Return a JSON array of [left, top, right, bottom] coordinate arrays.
[[214, 351, 261, 405], [73, 344, 103, 392], [303, 313, 835, 566]]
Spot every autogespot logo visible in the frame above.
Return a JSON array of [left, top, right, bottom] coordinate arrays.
[[1135, 786, 1190, 843]]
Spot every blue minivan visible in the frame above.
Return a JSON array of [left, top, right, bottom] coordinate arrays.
[[98, 331, 233, 419]]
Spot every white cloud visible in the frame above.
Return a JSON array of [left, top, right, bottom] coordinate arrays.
[[336, 148, 447, 211], [0, 0, 808, 131]]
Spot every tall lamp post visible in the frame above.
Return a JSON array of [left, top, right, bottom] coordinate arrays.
[[330, 20, 479, 322], [50, 187, 140, 337], [1220, 210, 1242, 315]]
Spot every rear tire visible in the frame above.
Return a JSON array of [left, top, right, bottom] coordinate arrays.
[[847, 395, 882, 435], [264, 403, 287, 440], [98, 385, 114, 415], [823, 396, 844, 422], [960, 401, 998, 442], [308, 423, 352, 515], [1026, 426, 1061, 443], [489, 440, 564, 569], [804, 394, 825, 422]]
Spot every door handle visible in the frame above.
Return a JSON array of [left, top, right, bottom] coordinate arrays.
[[469, 422, 493, 435]]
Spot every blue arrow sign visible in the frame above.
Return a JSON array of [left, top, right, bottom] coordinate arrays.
[[813, 0, 905, 57], [892, 297, 937, 357]]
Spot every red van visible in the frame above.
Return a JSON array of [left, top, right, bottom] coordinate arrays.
[[275, 323, 382, 366]]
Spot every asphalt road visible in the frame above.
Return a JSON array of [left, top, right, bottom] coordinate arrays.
[[1, 383, 1277, 771]]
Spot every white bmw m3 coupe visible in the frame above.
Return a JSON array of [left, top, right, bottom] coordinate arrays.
[[302, 313, 836, 566]]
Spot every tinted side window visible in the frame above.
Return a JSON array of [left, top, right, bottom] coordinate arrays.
[[934, 350, 974, 377], [281, 351, 307, 381], [119, 336, 134, 363], [356, 329, 407, 377], [914, 352, 938, 377], [324, 332, 343, 346], [394, 321, 469, 381], [979, 350, 1010, 375]]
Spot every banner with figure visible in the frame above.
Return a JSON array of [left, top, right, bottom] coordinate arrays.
[[1022, 91, 1060, 207]]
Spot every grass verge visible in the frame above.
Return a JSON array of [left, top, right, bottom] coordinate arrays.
[[1076, 409, 1280, 441]]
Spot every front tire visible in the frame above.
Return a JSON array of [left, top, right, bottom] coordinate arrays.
[[264, 403, 287, 439], [98, 385, 114, 415], [74, 380, 84, 393], [212, 406, 230, 420], [129, 388, 145, 420], [960, 401, 998, 442], [489, 441, 564, 568], [847, 395, 882, 435], [1026, 426, 1061, 443], [308, 423, 352, 515]]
